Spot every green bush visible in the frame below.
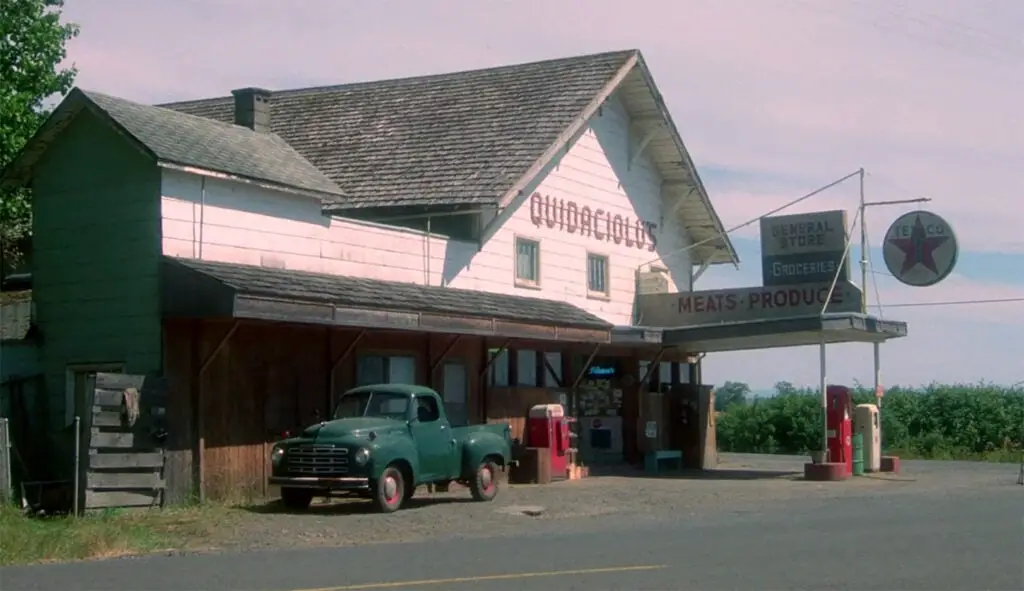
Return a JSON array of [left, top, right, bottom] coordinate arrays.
[[716, 383, 1024, 462]]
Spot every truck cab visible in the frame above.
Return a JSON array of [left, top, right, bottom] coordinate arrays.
[[269, 384, 512, 513]]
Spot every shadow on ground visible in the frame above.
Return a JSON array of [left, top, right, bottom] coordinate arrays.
[[586, 464, 801, 481], [238, 496, 474, 516]]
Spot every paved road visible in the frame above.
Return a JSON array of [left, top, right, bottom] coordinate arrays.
[[3, 459, 1022, 590]]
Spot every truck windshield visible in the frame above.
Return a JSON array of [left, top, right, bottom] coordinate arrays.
[[332, 391, 410, 420]]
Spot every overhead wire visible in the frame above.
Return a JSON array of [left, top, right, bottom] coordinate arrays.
[[884, 298, 1024, 308], [863, 215, 885, 318]]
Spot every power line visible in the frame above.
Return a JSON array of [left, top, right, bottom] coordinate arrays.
[[884, 297, 1024, 308]]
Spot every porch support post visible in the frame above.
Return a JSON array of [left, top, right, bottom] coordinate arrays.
[[639, 346, 667, 389], [543, 355, 564, 388], [570, 344, 602, 390], [479, 339, 511, 424], [328, 329, 366, 402], [194, 320, 239, 503], [430, 335, 463, 373], [478, 339, 510, 380]]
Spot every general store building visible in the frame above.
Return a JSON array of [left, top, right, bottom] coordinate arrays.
[[1, 49, 904, 503]]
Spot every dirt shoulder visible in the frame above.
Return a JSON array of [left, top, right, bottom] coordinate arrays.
[[3, 453, 1012, 565]]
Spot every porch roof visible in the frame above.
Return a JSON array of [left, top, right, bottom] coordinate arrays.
[[161, 257, 613, 343], [658, 313, 908, 353]]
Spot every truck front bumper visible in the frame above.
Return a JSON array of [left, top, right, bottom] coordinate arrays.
[[269, 476, 370, 490]]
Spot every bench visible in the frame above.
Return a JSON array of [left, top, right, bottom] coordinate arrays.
[[644, 450, 683, 474]]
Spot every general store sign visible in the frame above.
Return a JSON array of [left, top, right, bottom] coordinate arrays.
[[530, 192, 658, 252], [638, 282, 863, 327], [760, 210, 850, 286]]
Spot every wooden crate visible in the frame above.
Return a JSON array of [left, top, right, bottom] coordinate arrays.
[[82, 373, 169, 511]]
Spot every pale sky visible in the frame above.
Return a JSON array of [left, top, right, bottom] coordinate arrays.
[[59, 0, 1024, 389]]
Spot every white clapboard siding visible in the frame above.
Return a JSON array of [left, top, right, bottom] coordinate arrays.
[[449, 94, 692, 325], [160, 170, 466, 286], [158, 92, 694, 327]]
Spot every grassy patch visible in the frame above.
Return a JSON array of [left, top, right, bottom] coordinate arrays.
[[0, 504, 232, 566]]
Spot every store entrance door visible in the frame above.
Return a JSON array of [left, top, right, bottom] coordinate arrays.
[[575, 357, 625, 465]]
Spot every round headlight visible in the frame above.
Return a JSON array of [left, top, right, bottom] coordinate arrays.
[[353, 447, 370, 466], [271, 446, 285, 461]]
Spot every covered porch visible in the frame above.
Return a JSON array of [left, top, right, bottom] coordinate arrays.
[[158, 257, 681, 501]]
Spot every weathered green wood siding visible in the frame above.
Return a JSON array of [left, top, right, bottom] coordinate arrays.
[[31, 112, 162, 469]]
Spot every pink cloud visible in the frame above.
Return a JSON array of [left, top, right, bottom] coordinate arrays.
[[53, 0, 1020, 387], [60, 0, 1023, 254]]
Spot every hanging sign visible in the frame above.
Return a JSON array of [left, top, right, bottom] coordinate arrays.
[[759, 210, 850, 286], [638, 282, 862, 326], [882, 210, 958, 287]]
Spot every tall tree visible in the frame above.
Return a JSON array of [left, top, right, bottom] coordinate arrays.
[[715, 381, 751, 411], [0, 0, 79, 276]]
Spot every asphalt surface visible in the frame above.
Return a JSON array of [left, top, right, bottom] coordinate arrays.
[[2, 459, 1022, 591]]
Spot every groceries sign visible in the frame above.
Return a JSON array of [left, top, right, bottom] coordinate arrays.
[[638, 282, 863, 326], [530, 192, 658, 252], [759, 210, 850, 286]]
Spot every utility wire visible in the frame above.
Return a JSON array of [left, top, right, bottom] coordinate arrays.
[[884, 297, 1024, 308], [863, 216, 886, 318]]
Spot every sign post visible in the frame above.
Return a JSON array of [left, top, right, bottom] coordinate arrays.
[[860, 171, 942, 453]]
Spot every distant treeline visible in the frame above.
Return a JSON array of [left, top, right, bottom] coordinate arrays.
[[714, 382, 1024, 462]]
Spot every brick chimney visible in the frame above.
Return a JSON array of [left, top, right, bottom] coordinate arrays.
[[231, 87, 272, 132]]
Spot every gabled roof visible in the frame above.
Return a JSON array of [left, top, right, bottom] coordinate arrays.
[[162, 50, 634, 211], [0, 88, 347, 202], [162, 49, 737, 265]]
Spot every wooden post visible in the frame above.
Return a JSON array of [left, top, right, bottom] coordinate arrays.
[[194, 321, 239, 503], [328, 329, 366, 408], [478, 339, 510, 424]]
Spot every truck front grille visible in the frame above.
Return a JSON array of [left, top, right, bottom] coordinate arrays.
[[286, 444, 349, 476]]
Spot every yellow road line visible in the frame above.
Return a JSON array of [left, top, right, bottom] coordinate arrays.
[[294, 564, 667, 591]]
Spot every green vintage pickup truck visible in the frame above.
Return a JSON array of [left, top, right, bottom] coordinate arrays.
[[269, 384, 513, 513]]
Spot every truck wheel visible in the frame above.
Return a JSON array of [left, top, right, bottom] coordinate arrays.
[[469, 460, 500, 502], [280, 488, 313, 510], [372, 466, 405, 513]]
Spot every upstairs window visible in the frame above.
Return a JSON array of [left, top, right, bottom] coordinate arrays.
[[587, 253, 609, 296], [515, 237, 540, 286]]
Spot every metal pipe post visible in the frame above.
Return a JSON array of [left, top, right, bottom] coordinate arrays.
[[73, 416, 81, 516], [873, 341, 883, 447], [859, 168, 868, 314], [820, 337, 828, 461]]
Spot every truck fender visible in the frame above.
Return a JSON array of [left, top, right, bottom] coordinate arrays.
[[461, 432, 510, 475], [371, 439, 420, 484]]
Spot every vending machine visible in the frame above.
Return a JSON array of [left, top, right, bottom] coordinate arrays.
[[527, 404, 571, 481], [826, 385, 853, 475], [854, 403, 882, 472]]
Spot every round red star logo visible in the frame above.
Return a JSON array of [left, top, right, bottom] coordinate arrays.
[[882, 210, 958, 287], [887, 214, 950, 275]]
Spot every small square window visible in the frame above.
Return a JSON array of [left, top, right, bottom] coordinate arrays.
[[515, 237, 540, 285], [587, 253, 609, 296]]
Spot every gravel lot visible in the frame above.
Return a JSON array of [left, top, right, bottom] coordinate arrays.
[[200, 453, 1020, 553]]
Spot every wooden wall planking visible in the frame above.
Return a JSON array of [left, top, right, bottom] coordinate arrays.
[[161, 318, 671, 502]]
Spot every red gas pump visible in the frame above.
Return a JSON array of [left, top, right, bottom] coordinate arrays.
[[527, 404, 568, 481], [826, 385, 853, 475]]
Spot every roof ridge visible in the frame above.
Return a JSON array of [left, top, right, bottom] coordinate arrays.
[[158, 49, 639, 107], [79, 87, 262, 136]]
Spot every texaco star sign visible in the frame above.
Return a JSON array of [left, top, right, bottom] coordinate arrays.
[[882, 210, 959, 287]]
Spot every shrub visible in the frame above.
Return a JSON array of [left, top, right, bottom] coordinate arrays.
[[716, 383, 1024, 461]]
